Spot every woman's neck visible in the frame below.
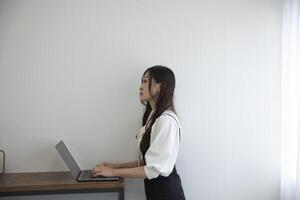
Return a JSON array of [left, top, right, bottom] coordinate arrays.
[[149, 99, 156, 110]]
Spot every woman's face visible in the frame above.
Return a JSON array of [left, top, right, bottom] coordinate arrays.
[[139, 72, 161, 103]]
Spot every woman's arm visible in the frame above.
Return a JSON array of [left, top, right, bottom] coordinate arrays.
[[113, 166, 147, 178], [116, 161, 140, 168], [92, 164, 147, 179], [99, 161, 139, 169]]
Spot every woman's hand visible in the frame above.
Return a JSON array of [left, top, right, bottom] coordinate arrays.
[[92, 164, 115, 177]]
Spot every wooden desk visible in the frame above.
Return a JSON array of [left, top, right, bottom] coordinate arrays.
[[0, 171, 124, 199]]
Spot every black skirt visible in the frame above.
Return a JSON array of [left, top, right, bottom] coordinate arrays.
[[144, 167, 186, 200]]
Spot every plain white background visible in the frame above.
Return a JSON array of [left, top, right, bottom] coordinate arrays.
[[0, 0, 282, 200]]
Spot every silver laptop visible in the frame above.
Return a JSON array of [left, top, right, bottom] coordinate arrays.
[[55, 140, 119, 182]]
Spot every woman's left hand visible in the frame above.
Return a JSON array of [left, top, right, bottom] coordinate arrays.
[[92, 164, 115, 177]]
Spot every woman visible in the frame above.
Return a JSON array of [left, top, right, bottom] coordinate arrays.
[[92, 65, 186, 200]]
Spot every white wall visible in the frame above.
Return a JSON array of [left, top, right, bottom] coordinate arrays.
[[0, 0, 282, 200]]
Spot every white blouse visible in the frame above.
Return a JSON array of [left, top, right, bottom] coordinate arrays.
[[136, 110, 182, 180]]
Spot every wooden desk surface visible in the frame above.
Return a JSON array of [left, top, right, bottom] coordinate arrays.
[[0, 171, 124, 195]]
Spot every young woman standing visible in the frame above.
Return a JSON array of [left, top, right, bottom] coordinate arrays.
[[92, 66, 186, 200]]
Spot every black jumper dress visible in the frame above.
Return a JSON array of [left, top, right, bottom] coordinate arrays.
[[140, 114, 186, 200]]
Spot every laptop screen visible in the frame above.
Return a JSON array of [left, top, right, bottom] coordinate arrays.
[[55, 140, 81, 179]]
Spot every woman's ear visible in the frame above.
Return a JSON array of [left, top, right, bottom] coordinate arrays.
[[151, 82, 161, 97], [156, 82, 161, 93]]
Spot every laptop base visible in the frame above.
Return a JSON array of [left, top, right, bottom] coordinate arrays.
[[77, 170, 120, 182]]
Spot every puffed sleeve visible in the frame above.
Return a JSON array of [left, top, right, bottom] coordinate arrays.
[[143, 115, 180, 179]]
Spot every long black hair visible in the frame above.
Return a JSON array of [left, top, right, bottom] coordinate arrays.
[[140, 65, 177, 157]]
